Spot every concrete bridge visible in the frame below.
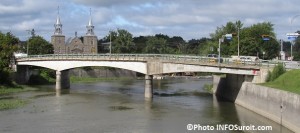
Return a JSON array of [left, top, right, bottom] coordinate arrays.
[[14, 54, 271, 99]]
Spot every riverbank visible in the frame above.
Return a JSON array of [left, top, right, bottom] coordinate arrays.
[[235, 82, 300, 132], [261, 69, 300, 95], [0, 85, 35, 110]]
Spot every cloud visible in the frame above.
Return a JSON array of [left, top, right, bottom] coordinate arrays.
[[1, 0, 300, 41]]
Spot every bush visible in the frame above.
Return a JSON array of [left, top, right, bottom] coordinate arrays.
[[267, 63, 286, 82], [266, 70, 272, 82], [0, 70, 13, 86], [203, 84, 213, 94]]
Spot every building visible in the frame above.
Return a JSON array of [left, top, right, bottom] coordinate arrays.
[[51, 8, 98, 54]]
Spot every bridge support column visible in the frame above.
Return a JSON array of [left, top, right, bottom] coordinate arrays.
[[145, 75, 153, 99], [56, 70, 70, 90], [214, 74, 248, 102], [15, 65, 30, 84], [56, 71, 62, 90]]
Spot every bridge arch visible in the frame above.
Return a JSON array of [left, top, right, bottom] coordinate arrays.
[[17, 60, 148, 74]]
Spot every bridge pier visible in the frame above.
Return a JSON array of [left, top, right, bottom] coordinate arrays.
[[56, 70, 70, 90], [145, 75, 153, 99], [213, 74, 254, 102], [15, 65, 30, 84]]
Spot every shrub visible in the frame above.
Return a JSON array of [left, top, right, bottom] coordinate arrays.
[[266, 70, 272, 82], [267, 63, 286, 82]]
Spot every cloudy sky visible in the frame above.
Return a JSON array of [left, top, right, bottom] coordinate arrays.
[[1, 0, 300, 41]]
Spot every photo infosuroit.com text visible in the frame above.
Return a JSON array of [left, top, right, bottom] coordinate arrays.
[[187, 124, 272, 131]]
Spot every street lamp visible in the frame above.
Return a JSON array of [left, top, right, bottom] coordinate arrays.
[[288, 15, 300, 61], [286, 32, 299, 61], [109, 30, 112, 54], [261, 35, 284, 60], [26, 29, 31, 55], [218, 34, 233, 66]]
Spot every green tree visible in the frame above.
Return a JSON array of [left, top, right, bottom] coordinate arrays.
[[240, 22, 278, 59], [103, 29, 135, 53], [28, 36, 53, 55], [292, 31, 300, 60], [144, 36, 167, 54], [209, 21, 278, 59], [133, 36, 147, 53], [168, 36, 186, 54], [0, 32, 19, 85]]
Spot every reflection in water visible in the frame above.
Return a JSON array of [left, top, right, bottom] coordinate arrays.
[[55, 89, 70, 97], [0, 78, 293, 133], [56, 89, 61, 97]]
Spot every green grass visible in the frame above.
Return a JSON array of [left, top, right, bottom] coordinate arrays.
[[0, 86, 25, 95], [0, 99, 27, 110], [262, 69, 300, 95], [0, 85, 34, 110], [203, 84, 213, 94]]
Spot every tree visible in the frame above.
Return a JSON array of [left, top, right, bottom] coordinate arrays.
[[292, 31, 300, 60], [209, 21, 278, 59], [144, 36, 167, 54], [133, 36, 148, 53], [103, 29, 134, 53], [168, 36, 186, 54], [0, 32, 19, 85], [240, 22, 278, 59], [187, 38, 211, 55], [28, 36, 53, 55]]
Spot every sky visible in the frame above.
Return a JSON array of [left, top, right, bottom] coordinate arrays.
[[1, 0, 300, 42]]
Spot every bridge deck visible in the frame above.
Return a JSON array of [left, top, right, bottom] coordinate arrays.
[[16, 54, 274, 70]]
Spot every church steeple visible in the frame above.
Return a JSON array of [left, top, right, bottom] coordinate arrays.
[[54, 6, 63, 35], [86, 8, 95, 36]]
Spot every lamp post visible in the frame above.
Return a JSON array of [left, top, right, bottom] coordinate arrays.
[[289, 15, 300, 61], [26, 29, 31, 55], [109, 30, 112, 54], [218, 34, 233, 66], [286, 33, 299, 61], [218, 38, 222, 66], [237, 26, 240, 57], [261, 35, 284, 60]]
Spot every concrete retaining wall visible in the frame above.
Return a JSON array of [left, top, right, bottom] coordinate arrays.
[[235, 82, 300, 132]]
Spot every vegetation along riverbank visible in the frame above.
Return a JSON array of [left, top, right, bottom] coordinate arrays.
[[0, 85, 35, 110]]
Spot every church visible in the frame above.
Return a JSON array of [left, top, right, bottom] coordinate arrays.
[[51, 9, 98, 54]]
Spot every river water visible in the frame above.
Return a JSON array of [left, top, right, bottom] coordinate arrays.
[[0, 77, 293, 133]]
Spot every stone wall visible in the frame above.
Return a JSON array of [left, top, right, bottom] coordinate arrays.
[[69, 68, 137, 78]]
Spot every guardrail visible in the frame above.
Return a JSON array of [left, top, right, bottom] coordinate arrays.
[[15, 54, 299, 69]]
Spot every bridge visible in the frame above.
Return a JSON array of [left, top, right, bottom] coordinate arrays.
[[14, 54, 272, 99]]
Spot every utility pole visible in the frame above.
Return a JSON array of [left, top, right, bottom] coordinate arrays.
[[26, 29, 31, 55], [110, 30, 112, 54], [237, 26, 240, 57]]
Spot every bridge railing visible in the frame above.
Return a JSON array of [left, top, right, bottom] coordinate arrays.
[[16, 54, 294, 68]]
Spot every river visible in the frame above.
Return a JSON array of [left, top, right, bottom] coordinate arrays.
[[0, 77, 293, 133]]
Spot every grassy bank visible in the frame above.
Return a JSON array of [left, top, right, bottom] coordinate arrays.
[[70, 76, 135, 83], [0, 85, 33, 110], [262, 69, 300, 95], [0, 86, 29, 95]]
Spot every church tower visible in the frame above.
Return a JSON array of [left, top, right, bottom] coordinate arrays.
[[83, 8, 98, 54], [51, 6, 65, 54]]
